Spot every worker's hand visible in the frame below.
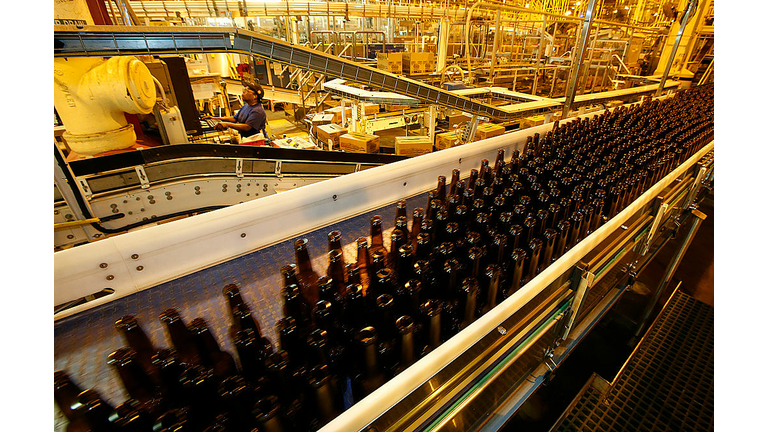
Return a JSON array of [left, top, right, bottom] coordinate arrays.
[[202, 115, 213, 120], [215, 122, 227, 131]]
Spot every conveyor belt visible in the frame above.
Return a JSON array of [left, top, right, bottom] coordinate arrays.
[[53, 192, 423, 428], [549, 288, 714, 432], [53, 25, 519, 120], [53, 25, 672, 122]]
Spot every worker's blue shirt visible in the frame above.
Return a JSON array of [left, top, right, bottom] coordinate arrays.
[[235, 103, 267, 137]]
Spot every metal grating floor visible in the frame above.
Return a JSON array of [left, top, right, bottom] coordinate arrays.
[[551, 289, 714, 432]]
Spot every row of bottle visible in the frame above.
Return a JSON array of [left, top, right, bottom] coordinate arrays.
[[55, 84, 714, 432]]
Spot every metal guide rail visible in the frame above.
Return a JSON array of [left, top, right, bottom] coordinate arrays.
[[55, 145, 405, 247], [53, 25, 676, 122], [358, 151, 713, 432]]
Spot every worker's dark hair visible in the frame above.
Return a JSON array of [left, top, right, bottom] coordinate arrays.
[[244, 80, 265, 103]]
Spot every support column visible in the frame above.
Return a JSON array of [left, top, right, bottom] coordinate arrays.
[[427, 105, 437, 140], [490, 11, 501, 85], [437, 19, 450, 73], [561, 0, 598, 118], [654, 0, 697, 96], [634, 209, 707, 337]]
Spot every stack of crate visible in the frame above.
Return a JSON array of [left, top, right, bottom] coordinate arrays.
[[402, 52, 436, 74], [377, 52, 403, 75]]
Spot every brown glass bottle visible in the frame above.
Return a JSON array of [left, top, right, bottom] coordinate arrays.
[[369, 215, 388, 262], [480, 264, 502, 314], [230, 303, 265, 341], [153, 408, 190, 432], [55, 370, 87, 431], [395, 199, 408, 222], [419, 299, 443, 354], [396, 244, 416, 286], [541, 228, 558, 267], [435, 175, 447, 203], [111, 398, 155, 432], [506, 248, 527, 297], [355, 237, 372, 292], [277, 317, 307, 371], [294, 238, 321, 306], [217, 375, 259, 432], [458, 278, 479, 330], [307, 364, 342, 427], [395, 315, 417, 373], [368, 268, 397, 303], [69, 389, 115, 432], [395, 216, 410, 244], [107, 347, 165, 418], [389, 229, 407, 269], [150, 349, 188, 410], [327, 248, 348, 296], [282, 283, 311, 329], [159, 308, 201, 367], [189, 318, 237, 380], [253, 395, 287, 432], [327, 230, 344, 254], [351, 326, 387, 401], [114, 315, 159, 382]]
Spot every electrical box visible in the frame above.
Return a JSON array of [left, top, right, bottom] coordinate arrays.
[[156, 106, 189, 145]]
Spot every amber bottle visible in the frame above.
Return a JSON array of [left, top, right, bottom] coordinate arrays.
[[159, 308, 201, 367], [189, 318, 237, 380], [294, 238, 321, 306]]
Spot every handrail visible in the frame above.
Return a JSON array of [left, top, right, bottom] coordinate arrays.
[[611, 54, 631, 74]]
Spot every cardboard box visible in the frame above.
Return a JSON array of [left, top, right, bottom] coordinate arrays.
[[273, 136, 318, 150], [435, 131, 463, 150], [361, 102, 380, 116], [475, 123, 505, 140], [403, 52, 436, 74], [310, 113, 335, 135], [340, 132, 380, 153], [325, 106, 353, 124], [395, 136, 433, 157], [519, 111, 563, 129], [377, 52, 403, 74], [446, 111, 472, 129], [385, 104, 411, 112], [317, 123, 347, 149]]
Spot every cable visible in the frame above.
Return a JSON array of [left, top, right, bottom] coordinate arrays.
[[88, 205, 228, 235]]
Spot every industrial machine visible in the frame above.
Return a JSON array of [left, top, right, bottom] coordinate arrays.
[[54, 88, 713, 431], [52, 0, 716, 428]]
